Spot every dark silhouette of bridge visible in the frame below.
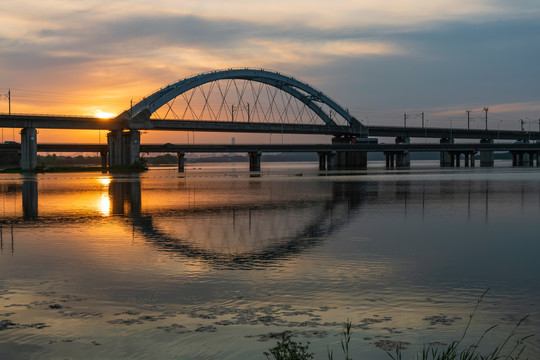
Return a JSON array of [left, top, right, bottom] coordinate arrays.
[[1, 68, 539, 171]]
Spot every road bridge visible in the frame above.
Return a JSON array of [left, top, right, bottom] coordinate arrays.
[[2, 141, 540, 171], [1, 68, 539, 170]]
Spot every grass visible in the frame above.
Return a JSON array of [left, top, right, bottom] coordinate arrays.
[[264, 289, 535, 360]]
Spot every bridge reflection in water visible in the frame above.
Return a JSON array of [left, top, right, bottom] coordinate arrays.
[[7, 175, 378, 267], [106, 177, 371, 269], [6, 173, 538, 268]]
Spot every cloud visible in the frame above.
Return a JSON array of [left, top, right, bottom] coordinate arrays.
[[0, 0, 539, 122]]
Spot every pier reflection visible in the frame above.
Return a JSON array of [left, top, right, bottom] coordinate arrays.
[[4, 173, 540, 265], [22, 176, 38, 220]]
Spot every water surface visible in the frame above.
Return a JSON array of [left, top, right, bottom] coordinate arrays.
[[1, 161, 539, 359]]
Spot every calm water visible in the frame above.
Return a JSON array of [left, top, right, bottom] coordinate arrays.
[[1, 161, 539, 359]]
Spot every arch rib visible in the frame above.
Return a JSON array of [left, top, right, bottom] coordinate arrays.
[[129, 69, 361, 129]]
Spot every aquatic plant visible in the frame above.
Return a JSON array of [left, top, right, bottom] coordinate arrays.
[[264, 332, 314, 360], [328, 319, 353, 360], [388, 288, 535, 360], [264, 289, 535, 360]]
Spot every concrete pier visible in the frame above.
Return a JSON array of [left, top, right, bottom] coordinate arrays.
[[318, 152, 327, 170], [100, 150, 108, 172], [440, 137, 454, 167], [480, 139, 494, 167], [331, 136, 368, 169], [394, 137, 410, 168], [248, 151, 261, 171], [177, 152, 186, 172], [21, 127, 38, 171], [107, 130, 141, 167], [327, 151, 337, 170], [510, 151, 538, 166], [384, 152, 395, 168], [335, 151, 367, 169]]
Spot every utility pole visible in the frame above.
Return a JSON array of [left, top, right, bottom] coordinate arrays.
[[422, 112, 424, 128], [231, 105, 235, 122], [247, 103, 250, 123], [404, 113, 407, 127], [9, 90, 13, 141], [483, 107, 489, 131], [466, 110, 470, 130]]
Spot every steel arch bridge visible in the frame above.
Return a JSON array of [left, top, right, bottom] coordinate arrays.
[[124, 68, 365, 136]]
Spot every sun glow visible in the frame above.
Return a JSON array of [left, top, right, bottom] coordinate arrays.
[[95, 110, 116, 119]]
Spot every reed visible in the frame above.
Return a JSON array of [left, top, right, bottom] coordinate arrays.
[[264, 289, 535, 360]]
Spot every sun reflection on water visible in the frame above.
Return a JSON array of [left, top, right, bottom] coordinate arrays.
[[97, 177, 111, 216]]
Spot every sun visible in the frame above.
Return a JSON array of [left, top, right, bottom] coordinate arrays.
[[94, 110, 116, 119]]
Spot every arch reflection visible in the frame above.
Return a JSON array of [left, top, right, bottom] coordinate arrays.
[[108, 178, 376, 269]]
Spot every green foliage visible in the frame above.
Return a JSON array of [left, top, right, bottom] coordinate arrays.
[[144, 153, 177, 164], [264, 332, 314, 360], [37, 154, 101, 166]]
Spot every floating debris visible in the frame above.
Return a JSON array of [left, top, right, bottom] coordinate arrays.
[[374, 339, 410, 351], [195, 325, 217, 332], [423, 314, 461, 326], [157, 324, 190, 334], [0, 319, 16, 331]]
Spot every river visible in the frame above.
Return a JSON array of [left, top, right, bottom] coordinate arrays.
[[1, 161, 539, 359]]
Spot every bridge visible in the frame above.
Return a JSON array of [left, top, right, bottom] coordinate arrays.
[[1, 68, 540, 171]]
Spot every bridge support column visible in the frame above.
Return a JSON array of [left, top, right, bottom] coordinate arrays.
[[248, 151, 261, 171], [327, 152, 337, 170], [125, 130, 141, 166], [464, 153, 470, 167], [480, 139, 494, 167], [107, 130, 141, 168], [440, 137, 454, 167], [21, 127, 38, 171], [524, 152, 531, 166], [331, 136, 367, 169], [332, 151, 366, 169], [518, 152, 524, 166], [100, 150, 108, 172], [384, 152, 395, 168], [108, 130, 122, 167], [395, 137, 410, 168], [317, 152, 327, 170], [340, 151, 367, 169], [177, 152, 185, 172]]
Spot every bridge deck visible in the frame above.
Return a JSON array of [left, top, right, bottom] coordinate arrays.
[[1, 114, 539, 141], [2, 143, 540, 153]]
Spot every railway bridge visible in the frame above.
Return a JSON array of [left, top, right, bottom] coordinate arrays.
[[1, 68, 539, 171]]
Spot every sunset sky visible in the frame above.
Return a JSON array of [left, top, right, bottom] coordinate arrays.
[[1, 0, 539, 143]]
